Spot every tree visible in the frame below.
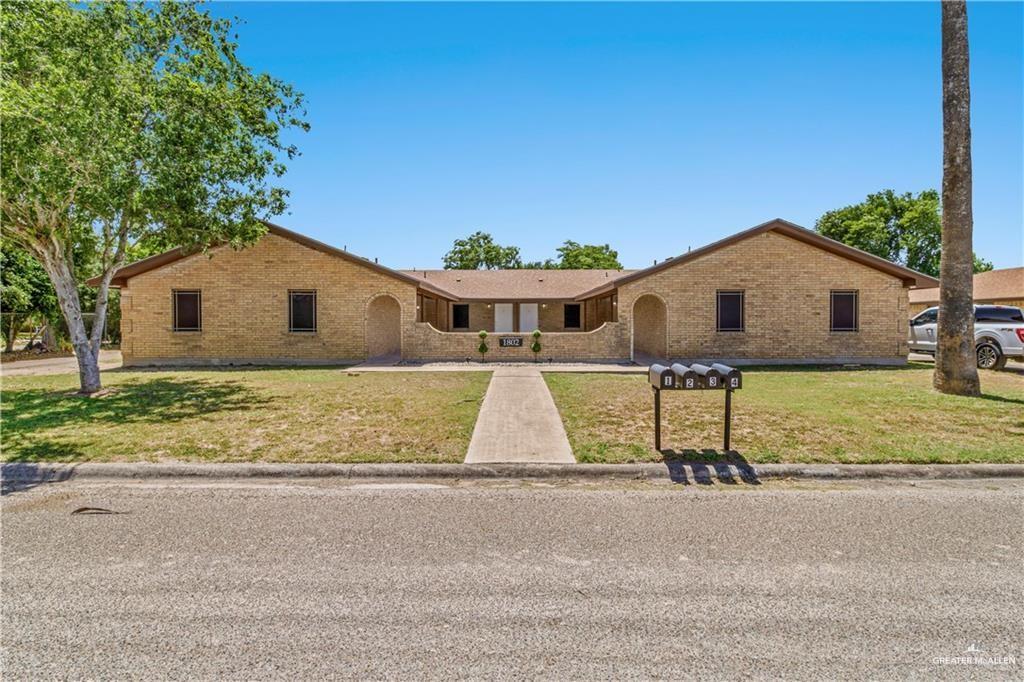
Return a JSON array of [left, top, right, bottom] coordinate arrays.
[[1, 2, 307, 392], [934, 0, 980, 396], [0, 243, 57, 352], [443, 232, 522, 269], [816, 189, 990, 278], [550, 241, 622, 269]]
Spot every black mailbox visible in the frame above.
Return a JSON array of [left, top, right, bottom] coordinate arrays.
[[670, 363, 700, 390], [649, 363, 677, 390], [711, 363, 742, 389], [690, 363, 724, 389]]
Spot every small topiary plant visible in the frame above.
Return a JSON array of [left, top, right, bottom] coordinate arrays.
[[478, 329, 489, 362], [531, 329, 541, 361]]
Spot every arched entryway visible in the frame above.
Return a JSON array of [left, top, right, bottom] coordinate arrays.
[[365, 294, 402, 360], [632, 294, 667, 361]]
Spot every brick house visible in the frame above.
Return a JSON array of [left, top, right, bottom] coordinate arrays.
[[908, 267, 1024, 315], [95, 218, 937, 366]]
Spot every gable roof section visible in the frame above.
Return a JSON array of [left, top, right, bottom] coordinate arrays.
[[909, 266, 1023, 305], [400, 268, 633, 302], [88, 221, 455, 298], [574, 218, 939, 300]]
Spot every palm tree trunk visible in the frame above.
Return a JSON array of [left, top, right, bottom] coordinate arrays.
[[934, 0, 980, 396]]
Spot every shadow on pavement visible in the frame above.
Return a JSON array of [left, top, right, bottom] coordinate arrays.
[[661, 449, 760, 486], [1, 462, 76, 496]]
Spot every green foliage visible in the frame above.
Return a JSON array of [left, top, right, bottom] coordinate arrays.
[[477, 330, 488, 360], [532, 329, 542, 339], [523, 241, 623, 269], [0, 242, 59, 349], [552, 241, 622, 269], [816, 190, 992, 277], [443, 232, 522, 270], [973, 255, 994, 273], [1, 1, 307, 388]]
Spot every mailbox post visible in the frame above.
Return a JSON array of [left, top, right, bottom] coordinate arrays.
[[650, 361, 742, 452]]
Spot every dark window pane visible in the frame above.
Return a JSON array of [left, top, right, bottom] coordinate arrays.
[[290, 291, 316, 331], [564, 304, 581, 328], [173, 291, 201, 331], [717, 291, 744, 331], [914, 308, 938, 325], [453, 304, 469, 329], [976, 306, 1024, 323], [831, 291, 858, 331]]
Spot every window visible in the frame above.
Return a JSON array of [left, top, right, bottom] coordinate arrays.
[[911, 308, 938, 326], [716, 291, 744, 332], [172, 290, 201, 331], [975, 306, 1024, 323], [452, 304, 470, 329], [564, 303, 581, 329], [289, 290, 316, 332], [830, 290, 859, 332]]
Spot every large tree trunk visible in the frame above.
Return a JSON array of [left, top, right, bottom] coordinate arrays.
[[36, 246, 103, 393], [934, 0, 980, 396]]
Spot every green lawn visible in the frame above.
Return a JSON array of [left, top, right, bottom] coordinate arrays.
[[1, 369, 490, 463], [544, 365, 1024, 464]]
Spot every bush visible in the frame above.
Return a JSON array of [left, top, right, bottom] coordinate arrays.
[[478, 330, 488, 362], [531, 329, 541, 359]]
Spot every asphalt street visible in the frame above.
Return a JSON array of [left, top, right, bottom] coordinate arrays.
[[2, 477, 1022, 679]]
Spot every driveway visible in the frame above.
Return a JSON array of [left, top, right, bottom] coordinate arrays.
[[2, 477, 1021, 679], [1, 349, 122, 377]]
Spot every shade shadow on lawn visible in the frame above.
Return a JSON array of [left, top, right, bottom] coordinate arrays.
[[2, 378, 269, 462]]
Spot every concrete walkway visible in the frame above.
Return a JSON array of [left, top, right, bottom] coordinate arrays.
[[1, 350, 123, 377], [464, 367, 575, 463]]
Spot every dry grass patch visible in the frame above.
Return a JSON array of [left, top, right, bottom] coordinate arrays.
[[544, 365, 1024, 464], [1, 368, 490, 463]]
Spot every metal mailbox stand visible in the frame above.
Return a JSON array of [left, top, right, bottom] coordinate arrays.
[[650, 362, 742, 452]]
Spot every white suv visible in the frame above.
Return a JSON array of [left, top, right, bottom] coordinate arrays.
[[909, 305, 1024, 370]]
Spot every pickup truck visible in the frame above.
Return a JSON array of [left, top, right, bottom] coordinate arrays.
[[908, 305, 1024, 370]]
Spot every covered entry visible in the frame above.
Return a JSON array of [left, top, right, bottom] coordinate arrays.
[[366, 294, 402, 359], [632, 294, 667, 360]]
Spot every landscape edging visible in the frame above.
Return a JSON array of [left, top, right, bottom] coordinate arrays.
[[3, 461, 1024, 483]]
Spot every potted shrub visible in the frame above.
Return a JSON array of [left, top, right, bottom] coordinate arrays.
[[531, 329, 541, 361], [478, 329, 489, 362]]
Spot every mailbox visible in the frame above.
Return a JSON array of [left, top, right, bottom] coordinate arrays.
[[670, 363, 700, 390], [649, 363, 677, 390], [711, 363, 742, 389], [690, 363, 724, 389]]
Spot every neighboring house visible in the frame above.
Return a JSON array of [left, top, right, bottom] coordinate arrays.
[[91, 218, 937, 366], [908, 267, 1024, 315]]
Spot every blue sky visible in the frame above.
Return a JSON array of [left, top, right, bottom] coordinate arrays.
[[212, 2, 1023, 270]]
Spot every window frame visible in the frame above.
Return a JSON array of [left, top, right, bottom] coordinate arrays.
[[716, 290, 745, 332], [172, 289, 202, 332], [563, 303, 582, 330], [288, 290, 317, 333], [830, 290, 859, 332], [452, 303, 470, 330]]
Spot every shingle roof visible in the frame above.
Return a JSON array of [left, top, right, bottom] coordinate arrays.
[[400, 268, 633, 301], [908, 267, 1024, 305]]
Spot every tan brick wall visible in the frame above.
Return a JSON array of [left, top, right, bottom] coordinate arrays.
[[120, 234, 417, 365], [616, 231, 909, 362], [406, 322, 628, 362]]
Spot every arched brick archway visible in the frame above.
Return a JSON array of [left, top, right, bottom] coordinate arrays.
[[366, 294, 402, 359], [632, 294, 667, 361]]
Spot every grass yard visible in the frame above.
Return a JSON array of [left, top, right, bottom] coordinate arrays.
[[1, 369, 490, 463], [544, 364, 1024, 464]]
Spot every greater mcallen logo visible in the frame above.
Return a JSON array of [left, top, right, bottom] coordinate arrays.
[[933, 643, 1017, 667]]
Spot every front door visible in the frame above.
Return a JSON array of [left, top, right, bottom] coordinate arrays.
[[494, 303, 514, 332], [519, 303, 539, 333]]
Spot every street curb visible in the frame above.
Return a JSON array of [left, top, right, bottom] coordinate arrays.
[[3, 461, 1024, 484]]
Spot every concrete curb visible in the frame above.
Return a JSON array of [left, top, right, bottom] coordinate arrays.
[[3, 461, 1024, 483]]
